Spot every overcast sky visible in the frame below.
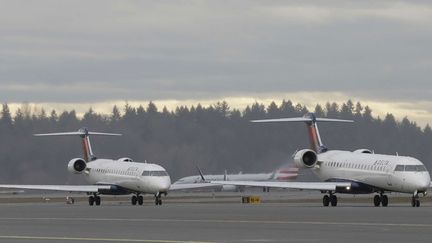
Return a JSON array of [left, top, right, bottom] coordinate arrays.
[[1, 1, 432, 125]]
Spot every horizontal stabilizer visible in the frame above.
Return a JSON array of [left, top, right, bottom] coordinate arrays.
[[251, 117, 353, 123], [34, 131, 122, 137]]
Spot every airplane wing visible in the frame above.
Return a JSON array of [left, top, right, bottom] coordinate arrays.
[[0, 185, 112, 193], [169, 183, 221, 191], [210, 181, 351, 191]]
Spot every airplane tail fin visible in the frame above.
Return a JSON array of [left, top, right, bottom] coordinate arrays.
[[251, 113, 353, 153], [272, 165, 300, 181], [34, 127, 121, 162], [196, 166, 207, 182]]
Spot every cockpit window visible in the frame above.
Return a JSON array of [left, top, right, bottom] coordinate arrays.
[[394, 165, 427, 172], [417, 165, 428, 171], [394, 165, 404, 171], [142, 170, 168, 176]]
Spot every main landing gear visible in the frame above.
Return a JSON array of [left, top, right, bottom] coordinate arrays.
[[88, 194, 101, 206], [155, 193, 162, 206], [323, 193, 338, 207], [131, 194, 144, 206], [373, 193, 388, 207]]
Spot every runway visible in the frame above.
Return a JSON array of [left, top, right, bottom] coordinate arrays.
[[0, 199, 431, 243]]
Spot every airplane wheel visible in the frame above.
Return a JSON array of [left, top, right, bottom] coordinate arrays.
[[88, 196, 94, 206], [155, 197, 162, 205], [138, 196, 144, 205], [330, 195, 337, 207], [381, 195, 388, 207], [374, 195, 381, 207], [416, 200, 420, 207], [95, 196, 101, 206], [131, 195, 137, 205], [323, 195, 330, 207], [411, 197, 416, 207]]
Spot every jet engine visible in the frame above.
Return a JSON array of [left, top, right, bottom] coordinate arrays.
[[67, 158, 87, 174], [293, 149, 318, 168], [353, 149, 372, 154]]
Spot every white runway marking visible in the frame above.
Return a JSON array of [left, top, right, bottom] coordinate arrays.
[[0, 217, 431, 228], [0, 235, 219, 243]]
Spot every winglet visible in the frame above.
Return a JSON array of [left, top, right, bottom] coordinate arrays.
[[196, 166, 206, 182]]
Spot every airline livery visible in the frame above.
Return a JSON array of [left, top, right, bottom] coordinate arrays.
[[211, 113, 431, 207], [174, 166, 299, 192], [0, 128, 215, 206]]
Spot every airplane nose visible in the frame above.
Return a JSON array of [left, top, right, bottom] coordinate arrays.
[[417, 173, 431, 191], [159, 177, 171, 192]]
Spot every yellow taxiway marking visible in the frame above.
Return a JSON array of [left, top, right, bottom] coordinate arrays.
[[0, 235, 220, 243], [0, 217, 431, 228]]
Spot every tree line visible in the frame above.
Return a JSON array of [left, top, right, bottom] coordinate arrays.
[[0, 100, 431, 184]]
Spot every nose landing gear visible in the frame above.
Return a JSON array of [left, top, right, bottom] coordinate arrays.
[[411, 192, 421, 207], [155, 193, 162, 206]]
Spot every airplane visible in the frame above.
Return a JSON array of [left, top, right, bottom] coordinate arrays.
[[174, 166, 299, 192], [0, 128, 216, 206], [211, 113, 431, 207]]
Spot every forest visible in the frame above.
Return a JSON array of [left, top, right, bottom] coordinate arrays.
[[0, 100, 431, 184]]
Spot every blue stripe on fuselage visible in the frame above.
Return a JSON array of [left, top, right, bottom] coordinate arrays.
[[326, 178, 377, 194]]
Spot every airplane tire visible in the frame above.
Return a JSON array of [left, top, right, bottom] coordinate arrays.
[[416, 200, 420, 207], [374, 195, 381, 207], [95, 196, 101, 206], [323, 195, 330, 207], [381, 195, 388, 207], [131, 196, 137, 205], [411, 197, 416, 207], [88, 196, 94, 206], [138, 196, 144, 205], [155, 197, 162, 205], [330, 195, 337, 207]]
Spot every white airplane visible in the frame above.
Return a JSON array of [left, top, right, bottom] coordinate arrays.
[[174, 166, 299, 192], [211, 113, 431, 207], [0, 128, 215, 206]]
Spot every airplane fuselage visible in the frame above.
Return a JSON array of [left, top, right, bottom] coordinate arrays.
[[83, 159, 171, 195], [314, 150, 431, 194]]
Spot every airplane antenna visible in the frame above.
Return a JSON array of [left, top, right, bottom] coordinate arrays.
[[34, 127, 121, 162]]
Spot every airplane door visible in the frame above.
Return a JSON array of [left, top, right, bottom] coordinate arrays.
[[390, 165, 404, 191]]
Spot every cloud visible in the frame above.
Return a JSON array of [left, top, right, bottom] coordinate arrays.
[[0, 1, 432, 124]]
